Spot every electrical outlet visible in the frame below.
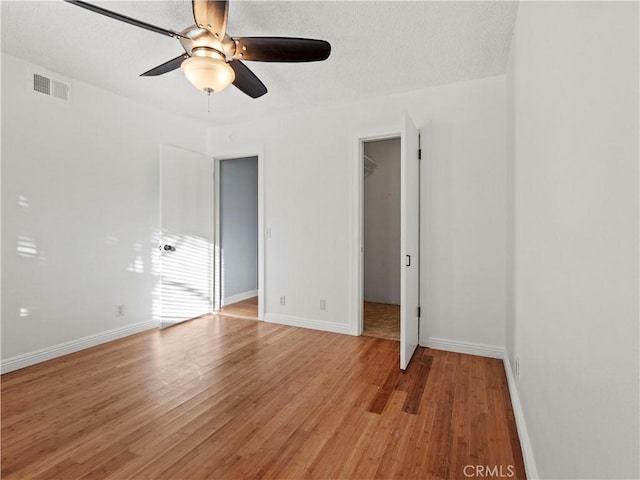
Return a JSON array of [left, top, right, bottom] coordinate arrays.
[[266, 228, 272, 239], [116, 304, 125, 317], [280, 296, 286, 306], [515, 357, 520, 378], [319, 299, 326, 310]]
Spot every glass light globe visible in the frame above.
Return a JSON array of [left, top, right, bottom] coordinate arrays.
[[181, 56, 235, 93]]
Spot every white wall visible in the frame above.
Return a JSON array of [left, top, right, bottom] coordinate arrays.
[[220, 156, 258, 303], [507, 2, 639, 478], [2, 53, 508, 369], [1, 53, 207, 371], [363, 138, 401, 305], [208, 75, 507, 349]]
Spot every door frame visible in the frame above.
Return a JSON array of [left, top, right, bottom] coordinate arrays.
[[351, 125, 402, 336], [350, 123, 429, 347], [213, 150, 265, 321]]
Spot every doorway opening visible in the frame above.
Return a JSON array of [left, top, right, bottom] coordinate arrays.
[[362, 137, 401, 341], [354, 113, 420, 369], [215, 155, 259, 320]]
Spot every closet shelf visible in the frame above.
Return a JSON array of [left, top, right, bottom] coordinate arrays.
[[364, 154, 378, 177]]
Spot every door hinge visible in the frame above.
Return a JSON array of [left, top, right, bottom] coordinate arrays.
[[417, 306, 421, 318], [418, 149, 422, 160]]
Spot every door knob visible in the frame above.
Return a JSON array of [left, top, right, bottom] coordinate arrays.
[[161, 244, 176, 252]]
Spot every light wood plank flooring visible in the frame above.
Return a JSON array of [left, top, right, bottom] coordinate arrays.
[[1, 315, 526, 479], [218, 296, 258, 320], [363, 301, 400, 341]]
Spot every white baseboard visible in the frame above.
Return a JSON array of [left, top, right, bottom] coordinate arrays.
[[503, 355, 539, 479], [0, 320, 158, 374], [264, 313, 351, 335], [363, 296, 400, 305], [223, 289, 258, 307], [426, 336, 504, 359]]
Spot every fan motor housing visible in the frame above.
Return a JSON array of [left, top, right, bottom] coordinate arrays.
[[179, 26, 236, 61]]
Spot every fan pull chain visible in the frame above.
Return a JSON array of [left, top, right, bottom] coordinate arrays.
[[204, 88, 213, 113]]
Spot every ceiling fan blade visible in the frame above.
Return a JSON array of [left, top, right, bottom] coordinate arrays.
[[64, 0, 188, 39], [232, 37, 331, 62], [192, 0, 228, 39], [229, 61, 267, 98], [140, 54, 189, 77]]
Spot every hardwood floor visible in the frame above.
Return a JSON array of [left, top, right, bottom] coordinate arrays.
[[218, 296, 258, 320], [363, 301, 400, 341], [1, 315, 526, 479]]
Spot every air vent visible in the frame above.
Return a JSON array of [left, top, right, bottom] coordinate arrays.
[[32, 72, 71, 102], [33, 73, 50, 95], [52, 80, 69, 101]]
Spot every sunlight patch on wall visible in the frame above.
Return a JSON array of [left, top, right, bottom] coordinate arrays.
[[128, 256, 145, 274], [17, 235, 38, 257], [104, 236, 119, 246]]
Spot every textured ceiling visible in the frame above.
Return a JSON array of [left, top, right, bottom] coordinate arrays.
[[1, 1, 518, 126]]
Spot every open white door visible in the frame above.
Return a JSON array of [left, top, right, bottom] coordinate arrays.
[[159, 145, 214, 328], [400, 113, 420, 370]]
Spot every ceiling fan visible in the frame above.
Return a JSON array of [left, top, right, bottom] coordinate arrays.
[[64, 0, 331, 98]]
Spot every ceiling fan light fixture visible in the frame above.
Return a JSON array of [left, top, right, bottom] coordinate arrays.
[[64, 0, 331, 100], [181, 55, 235, 93]]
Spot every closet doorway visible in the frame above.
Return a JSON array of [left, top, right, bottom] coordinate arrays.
[[215, 155, 259, 320], [362, 137, 401, 340]]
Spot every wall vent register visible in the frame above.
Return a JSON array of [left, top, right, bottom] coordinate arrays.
[[32, 72, 71, 101]]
